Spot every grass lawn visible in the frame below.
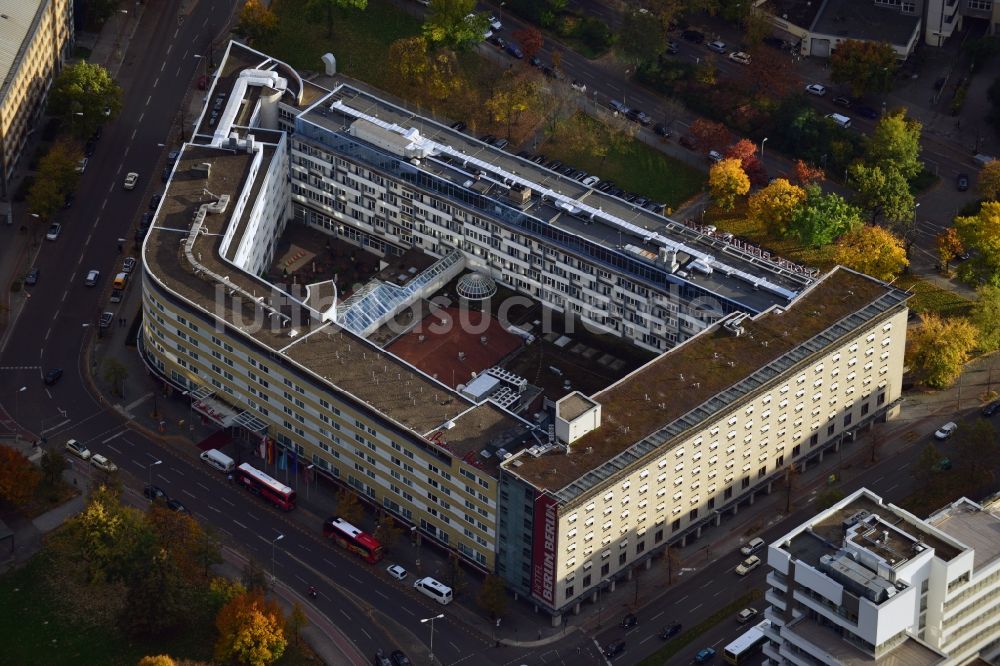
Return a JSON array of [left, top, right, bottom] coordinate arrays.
[[0, 557, 315, 665], [538, 121, 705, 209], [703, 204, 838, 270], [894, 275, 974, 318], [257, 0, 422, 89]]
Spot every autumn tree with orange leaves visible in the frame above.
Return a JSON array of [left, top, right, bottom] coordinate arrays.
[[690, 118, 730, 153], [0, 446, 41, 507], [935, 228, 964, 276], [215, 591, 287, 666], [725, 139, 767, 187], [792, 160, 825, 186]]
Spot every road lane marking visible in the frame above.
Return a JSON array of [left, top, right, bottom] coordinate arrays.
[[41, 419, 70, 434], [348, 574, 362, 584], [690, 603, 703, 612], [339, 609, 350, 621], [675, 595, 687, 604], [360, 628, 372, 640], [640, 635, 653, 644], [106, 444, 122, 454], [197, 482, 211, 491], [400, 606, 414, 616], [131, 129, 137, 141], [375, 590, 388, 599], [153, 77, 159, 88], [714, 590, 722, 596], [209, 505, 221, 513], [449, 642, 460, 652], [146, 94, 152, 106], [102, 431, 126, 444], [44, 327, 51, 341], [322, 558, 337, 568], [700, 581, 713, 589], [650, 611, 663, 621], [159, 62, 165, 72], [60, 291, 67, 303], [232, 520, 248, 530], [124, 392, 152, 411], [221, 497, 234, 507], [138, 113, 144, 124], [182, 489, 196, 498], [298, 543, 311, 552]]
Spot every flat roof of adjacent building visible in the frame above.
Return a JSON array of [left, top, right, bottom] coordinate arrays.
[[811, 0, 920, 47], [928, 497, 1000, 572], [788, 615, 945, 666], [506, 270, 908, 500], [763, 0, 825, 30], [298, 84, 815, 314]]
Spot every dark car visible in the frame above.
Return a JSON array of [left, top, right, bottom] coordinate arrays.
[[63, 192, 75, 208], [389, 650, 411, 666], [505, 42, 524, 59], [679, 135, 697, 150], [682, 29, 704, 44], [373, 649, 392, 666], [530, 154, 546, 164], [142, 211, 155, 229], [516, 150, 533, 159], [143, 484, 168, 501], [983, 401, 1000, 417], [956, 173, 970, 191], [626, 109, 652, 126], [528, 56, 542, 67], [832, 96, 852, 108], [84, 139, 96, 157], [91, 126, 103, 142], [545, 159, 563, 170], [162, 167, 171, 182], [489, 35, 506, 49], [479, 134, 497, 145], [653, 123, 672, 137], [659, 621, 682, 640], [603, 639, 626, 659], [44, 368, 63, 385], [167, 150, 180, 165], [25, 268, 39, 285], [167, 499, 189, 514], [149, 193, 163, 210], [666, 41, 679, 54], [450, 120, 467, 132], [621, 613, 638, 630], [856, 105, 879, 119], [493, 138, 509, 150]]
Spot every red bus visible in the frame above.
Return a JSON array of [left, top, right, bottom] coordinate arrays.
[[323, 516, 384, 563], [236, 463, 296, 511]]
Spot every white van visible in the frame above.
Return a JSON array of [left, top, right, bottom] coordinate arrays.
[[825, 113, 851, 128], [413, 577, 453, 605], [200, 448, 235, 473]]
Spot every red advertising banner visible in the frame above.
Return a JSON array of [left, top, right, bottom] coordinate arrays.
[[531, 493, 558, 604]]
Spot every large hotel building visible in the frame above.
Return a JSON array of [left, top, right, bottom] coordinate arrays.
[[139, 43, 910, 622]]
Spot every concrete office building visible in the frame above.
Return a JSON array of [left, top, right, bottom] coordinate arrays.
[[761, 488, 1000, 665], [0, 0, 73, 198], [139, 43, 910, 603]]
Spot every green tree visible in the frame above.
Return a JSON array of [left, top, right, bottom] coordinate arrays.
[[475, 574, 508, 619], [829, 40, 897, 96], [0, 446, 42, 506], [913, 443, 945, 485], [286, 602, 308, 646], [121, 543, 189, 637], [866, 110, 923, 181], [335, 488, 364, 525], [955, 202, 1000, 287], [446, 550, 467, 596], [237, 0, 279, 45], [484, 70, 540, 139], [27, 141, 80, 221], [209, 576, 247, 614], [971, 285, 1000, 352], [834, 225, 908, 281], [849, 163, 915, 226], [906, 313, 978, 389], [39, 450, 68, 487], [306, 0, 367, 38], [618, 8, 666, 64], [374, 515, 403, 552], [935, 228, 964, 277], [48, 62, 123, 139], [979, 160, 1000, 201], [215, 591, 287, 666], [709, 158, 750, 211], [102, 358, 129, 397], [69, 485, 153, 584], [242, 558, 271, 593], [423, 0, 487, 50], [787, 186, 863, 246]]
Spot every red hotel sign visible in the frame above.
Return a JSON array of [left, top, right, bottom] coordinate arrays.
[[531, 493, 558, 604]]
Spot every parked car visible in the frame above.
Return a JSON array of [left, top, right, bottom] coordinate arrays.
[[84, 139, 96, 157], [479, 134, 497, 145], [741, 537, 766, 556], [626, 108, 652, 126], [493, 138, 509, 150], [602, 639, 626, 659], [528, 55, 542, 67], [124, 171, 139, 190], [99, 312, 114, 329], [450, 120, 467, 132], [143, 484, 168, 501], [44, 368, 63, 385], [735, 555, 761, 575], [90, 454, 118, 473], [934, 422, 958, 440], [504, 42, 524, 59], [682, 29, 705, 44], [679, 135, 697, 150], [609, 99, 630, 114], [659, 621, 682, 640], [76, 157, 88, 173], [488, 35, 506, 49], [621, 613, 638, 630], [695, 647, 716, 663], [488, 15, 502, 30], [123, 257, 137, 274], [707, 40, 727, 53], [167, 499, 189, 513], [530, 154, 546, 164], [46, 223, 62, 241], [110, 289, 124, 303], [666, 41, 679, 54], [833, 96, 852, 108], [983, 401, 1000, 417], [956, 173, 970, 191], [736, 607, 758, 624], [386, 564, 408, 581], [581, 175, 601, 188], [24, 268, 39, 285], [545, 159, 563, 170], [161, 167, 171, 182], [653, 123, 672, 137], [65, 439, 91, 460], [84, 269, 100, 286], [149, 193, 163, 210], [708, 150, 723, 163], [728, 51, 751, 65], [805, 83, 827, 96], [856, 105, 879, 119], [389, 650, 412, 666]]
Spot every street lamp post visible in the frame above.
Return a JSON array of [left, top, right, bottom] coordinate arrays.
[[271, 533, 284, 581], [420, 613, 444, 663], [306, 464, 314, 500], [760, 137, 768, 160], [14, 386, 26, 434], [147, 459, 162, 491]]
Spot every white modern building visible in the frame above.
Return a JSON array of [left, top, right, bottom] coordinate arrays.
[[762, 488, 1000, 665]]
